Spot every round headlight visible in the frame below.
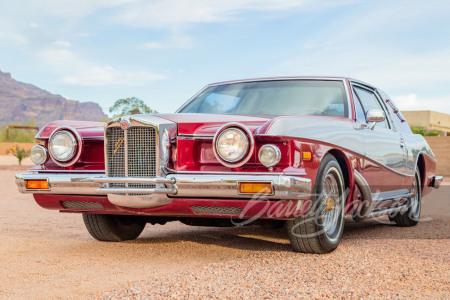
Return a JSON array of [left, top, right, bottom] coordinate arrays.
[[49, 130, 77, 162], [30, 144, 48, 165], [161, 129, 170, 161], [216, 128, 249, 162], [258, 144, 281, 167]]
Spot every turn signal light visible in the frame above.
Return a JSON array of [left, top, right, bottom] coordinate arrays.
[[238, 182, 273, 194], [25, 180, 49, 190], [302, 152, 312, 160]]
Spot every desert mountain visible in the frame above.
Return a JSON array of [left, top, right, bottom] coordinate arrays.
[[0, 70, 107, 127]]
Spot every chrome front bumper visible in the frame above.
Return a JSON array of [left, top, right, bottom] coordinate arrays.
[[16, 172, 312, 209]]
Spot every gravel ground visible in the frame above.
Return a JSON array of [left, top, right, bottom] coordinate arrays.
[[0, 157, 449, 299]]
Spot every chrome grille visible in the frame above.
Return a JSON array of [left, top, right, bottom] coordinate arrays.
[[106, 127, 125, 188], [105, 125, 158, 191], [127, 126, 157, 189]]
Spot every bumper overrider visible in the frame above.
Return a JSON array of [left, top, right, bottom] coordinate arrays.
[[15, 172, 312, 209]]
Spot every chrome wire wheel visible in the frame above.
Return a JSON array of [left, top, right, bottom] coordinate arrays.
[[286, 154, 346, 254], [320, 167, 344, 242]]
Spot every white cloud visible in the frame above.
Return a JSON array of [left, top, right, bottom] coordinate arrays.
[[393, 94, 450, 113], [117, 0, 348, 28], [53, 40, 71, 47], [392, 94, 420, 110], [38, 47, 165, 86], [143, 42, 163, 49], [144, 33, 194, 50]]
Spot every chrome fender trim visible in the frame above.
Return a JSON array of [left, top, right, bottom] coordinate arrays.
[[352, 170, 372, 222]]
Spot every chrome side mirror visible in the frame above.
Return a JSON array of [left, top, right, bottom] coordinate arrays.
[[366, 109, 385, 130]]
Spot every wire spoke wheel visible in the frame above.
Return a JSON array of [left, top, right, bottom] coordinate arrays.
[[287, 154, 346, 254]]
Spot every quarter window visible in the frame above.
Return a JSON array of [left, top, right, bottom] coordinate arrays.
[[353, 86, 388, 128]]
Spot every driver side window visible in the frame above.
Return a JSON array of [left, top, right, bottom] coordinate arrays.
[[353, 86, 389, 129]]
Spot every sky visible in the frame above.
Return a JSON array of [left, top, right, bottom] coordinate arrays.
[[0, 0, 449, 116]]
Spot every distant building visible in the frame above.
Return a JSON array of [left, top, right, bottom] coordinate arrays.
[[402, 111, 450, 136]]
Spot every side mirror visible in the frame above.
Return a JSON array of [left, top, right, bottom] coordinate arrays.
[[366, 109, 385, 130]]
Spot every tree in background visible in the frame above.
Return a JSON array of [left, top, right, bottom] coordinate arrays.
[[109, 97, 158, 118], [410, 126, 442, 136], [0, 120, 38, 143]]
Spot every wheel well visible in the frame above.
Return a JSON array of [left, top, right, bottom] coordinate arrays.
[[327, 149, 350, 197], [417, 154, 425, 191]]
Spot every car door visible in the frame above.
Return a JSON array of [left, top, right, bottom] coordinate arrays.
[[352, 83, 408, 197]]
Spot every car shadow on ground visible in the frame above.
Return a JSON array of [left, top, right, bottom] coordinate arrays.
[[133, 215, 449, 251]]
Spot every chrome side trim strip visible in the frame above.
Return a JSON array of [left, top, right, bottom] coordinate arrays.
[[163, 168, 307, 176], [178, 134, 214, 139], [369, 205, 408, 218]]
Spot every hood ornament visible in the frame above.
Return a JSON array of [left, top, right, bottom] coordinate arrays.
[[120, 118, 130, 130]]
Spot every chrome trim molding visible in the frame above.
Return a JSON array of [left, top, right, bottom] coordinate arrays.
[[177, 134, 214, 140], [368, 204, 408, 218], [352, 170, 372, 222], [16, 173, 103, 195], [16, 172, 312, 209]]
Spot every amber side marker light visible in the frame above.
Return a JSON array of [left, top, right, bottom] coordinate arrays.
[[238, 182, 273, 194], [302, 152, 312, 160], [25, 180, 49, 190]]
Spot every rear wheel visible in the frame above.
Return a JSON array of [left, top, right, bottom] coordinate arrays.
[[286, 154, 346, 254], [82, 214, 146, 242], [389, 167, 421, 227]]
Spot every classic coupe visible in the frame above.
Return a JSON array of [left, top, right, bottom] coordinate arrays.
[[16, 77, 443, 254]]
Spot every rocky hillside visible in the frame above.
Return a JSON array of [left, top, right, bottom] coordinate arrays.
[[0, 70, 107, 127]]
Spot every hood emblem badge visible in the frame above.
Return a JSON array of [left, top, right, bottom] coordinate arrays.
[[120, 119, 130, 130]]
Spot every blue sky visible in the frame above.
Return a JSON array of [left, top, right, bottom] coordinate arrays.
[[0, 0, 449, 116]]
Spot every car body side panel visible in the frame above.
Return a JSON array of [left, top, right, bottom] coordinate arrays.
[[262, 115, 421, 193]]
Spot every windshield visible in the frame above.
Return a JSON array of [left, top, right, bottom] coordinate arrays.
[[179, 80, 348, 117]]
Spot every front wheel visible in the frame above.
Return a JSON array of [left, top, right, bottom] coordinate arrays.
[[286, 154, 346, 254], [82, 214, 146, 242]]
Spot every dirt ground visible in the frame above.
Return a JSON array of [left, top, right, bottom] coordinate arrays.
[[0, 157, 449, 299]]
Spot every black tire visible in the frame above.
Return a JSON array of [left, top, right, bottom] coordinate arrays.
[[389, 168, 421, 227], [286, 154, 346, 254], [82, 214, 146, 242]]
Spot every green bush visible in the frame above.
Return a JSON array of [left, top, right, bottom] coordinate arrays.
[[410, 126, 442, 136], [0, 120, 38, 143], [11, 145, 30, 165]]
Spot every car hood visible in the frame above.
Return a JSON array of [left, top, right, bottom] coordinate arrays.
[[156, 113, 274, 135]]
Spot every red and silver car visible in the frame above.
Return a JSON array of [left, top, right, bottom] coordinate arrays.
[[16, 77, 443, 254]]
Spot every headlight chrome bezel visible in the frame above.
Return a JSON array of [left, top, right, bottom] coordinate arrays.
[[258, 144, 281, 167], [30, 144, 49, 165], [213, 122, 254, 168], [48, 127, 82, 167], [161, 129, 171, 162]]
